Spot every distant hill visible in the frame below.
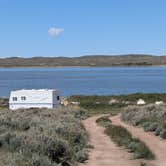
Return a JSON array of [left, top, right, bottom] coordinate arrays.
[[1, 54, 166, 67]]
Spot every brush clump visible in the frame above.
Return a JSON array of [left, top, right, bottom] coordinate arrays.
[[0, 106, 88, 166]]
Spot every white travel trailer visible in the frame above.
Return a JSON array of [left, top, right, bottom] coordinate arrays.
[[9, 89, 61, 110]]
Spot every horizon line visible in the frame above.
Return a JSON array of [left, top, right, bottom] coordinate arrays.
[[1, 54, 166, 59]]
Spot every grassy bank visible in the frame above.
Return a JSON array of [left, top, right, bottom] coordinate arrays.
[[69, 93, 166, 115], [121, 104, 166, 139], [96, 116, 155, 160], [0, 106, 89, 166]]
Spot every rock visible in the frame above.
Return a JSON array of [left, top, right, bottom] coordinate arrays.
[[155, 101, 164, 105], [137, 99, 146, 105], [122, 101, 130, 104], [108, 99, 119, 105], [71, 101, 80, 105], [63, 100, 69, 106], [60, 97, 69, 106]]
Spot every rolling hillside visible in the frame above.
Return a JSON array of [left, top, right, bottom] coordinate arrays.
[[1, 55, 166, 67]]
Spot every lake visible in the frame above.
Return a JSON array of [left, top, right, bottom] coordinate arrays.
[[0, 67, 166, 97]]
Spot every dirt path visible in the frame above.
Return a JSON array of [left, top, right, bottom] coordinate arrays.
[[79, 116, 141, 166], [111, 115, 166, 166]]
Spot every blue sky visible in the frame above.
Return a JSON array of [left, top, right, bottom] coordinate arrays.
[[0, 0, 166, 57]]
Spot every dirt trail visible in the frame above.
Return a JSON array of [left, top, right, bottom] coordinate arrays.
[[111, 115, 166, 166], [79, 116, 141, 166]]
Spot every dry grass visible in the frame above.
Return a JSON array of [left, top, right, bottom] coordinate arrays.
[[0, 106, 88, 166]]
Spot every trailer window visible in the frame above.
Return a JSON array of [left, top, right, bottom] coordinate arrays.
[[12, 97, 17, 101], [21, 96, 26, 100], [57, 96, 60, 100]]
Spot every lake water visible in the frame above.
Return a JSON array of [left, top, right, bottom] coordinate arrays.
[[0, 67, 166, 97]]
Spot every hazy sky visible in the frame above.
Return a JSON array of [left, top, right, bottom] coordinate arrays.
[[0, 0, 166, 57]]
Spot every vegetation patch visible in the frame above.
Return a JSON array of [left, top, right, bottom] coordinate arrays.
[[69, 93, 166, 116], [95, 116, 112, 127], [69, 95, 128, 116], [0, 106, 89, 166], [121, 104, 166, 139], [0, 98, 8, 109], [96, 116, 155, 160]]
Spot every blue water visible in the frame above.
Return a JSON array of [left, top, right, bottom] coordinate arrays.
[[0, 67, 166, 97]]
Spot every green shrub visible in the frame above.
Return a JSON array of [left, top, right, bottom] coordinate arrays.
[[74, 108, 88, 120], [148, 123, 158, 131], [140, 161, 147, 166], [142, 122, 158, 132], [75, 149, 88, 163], [2, 153, 58, 166], [155, 127, 162, 136], [128, 139, 154, 159], [160, 129, 166, 139], [142, 122, 151, 131], [20, 121, 30, 131], [46, 138, 71, 163], [31, 154, 58, 166], [105, 125, 132, 147], [96, 116, 112, 127], [0, 118, 30, 131], [0, 133, 22, 152]]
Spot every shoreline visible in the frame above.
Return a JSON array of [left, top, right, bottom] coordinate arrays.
[[0, 65, 166, 68]]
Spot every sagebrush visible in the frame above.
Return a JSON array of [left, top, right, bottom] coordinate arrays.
[[0, 106, 88, 166], [121, 104, 166, 139]]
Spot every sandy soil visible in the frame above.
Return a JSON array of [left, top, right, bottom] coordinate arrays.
[[79, 116, 141, 166], [111, 115, 166, 166]]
